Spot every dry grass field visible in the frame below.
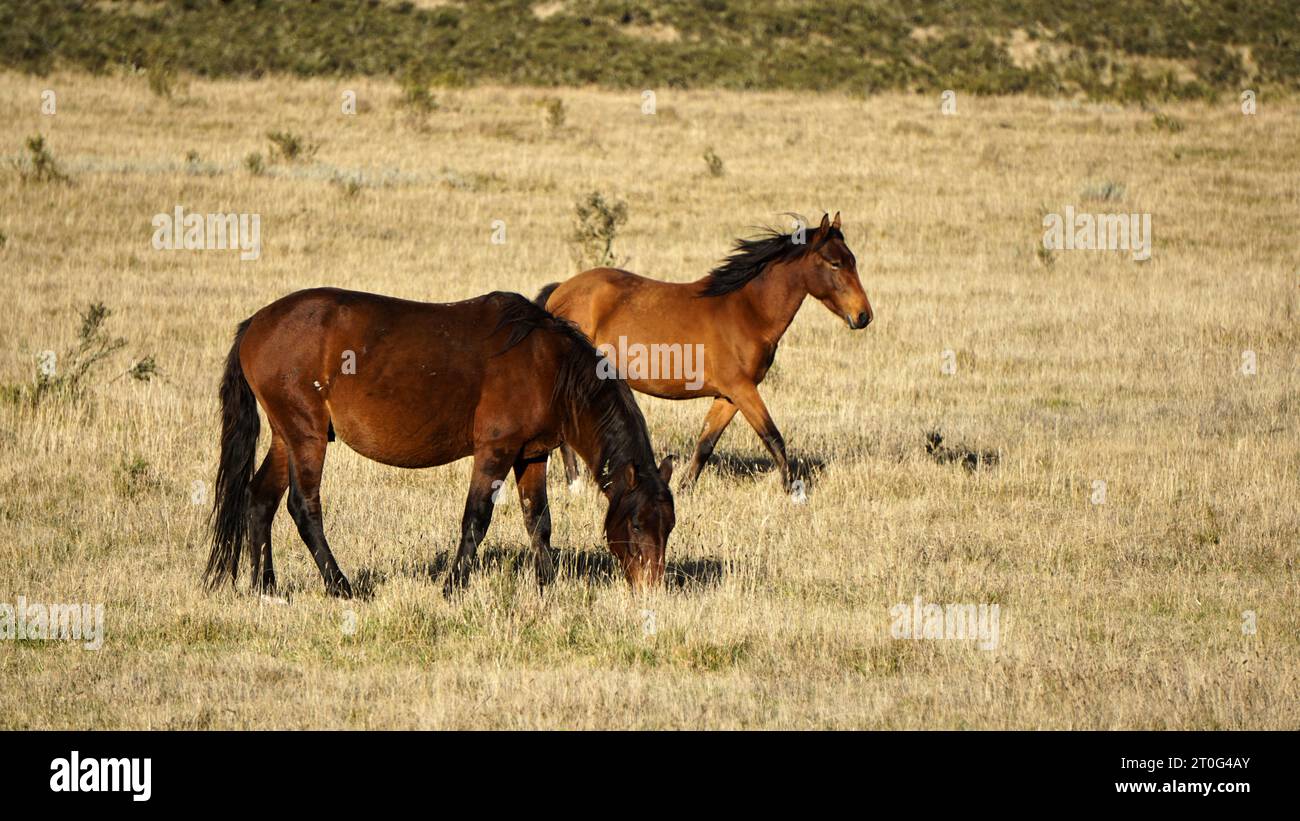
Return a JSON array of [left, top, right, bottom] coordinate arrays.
[[1, 72, 1297, 728]]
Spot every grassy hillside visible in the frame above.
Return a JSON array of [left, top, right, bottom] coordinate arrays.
[[0, 71, 1297, 727], [3, 0, 1297, 101]]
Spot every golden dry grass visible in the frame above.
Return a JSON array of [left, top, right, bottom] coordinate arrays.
[[0, 72, 1297, 728]]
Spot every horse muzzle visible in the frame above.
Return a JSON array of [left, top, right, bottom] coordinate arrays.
[[847, 310, 873, 330]]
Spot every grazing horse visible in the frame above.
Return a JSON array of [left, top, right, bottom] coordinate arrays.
[[206, 288, 675, 598], [537, 212, 872, 495]]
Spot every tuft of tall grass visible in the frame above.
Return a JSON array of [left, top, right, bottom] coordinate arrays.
[[3, 303, 158, 406], [13, 135, 69, 185], [571, 191, 629, 269]]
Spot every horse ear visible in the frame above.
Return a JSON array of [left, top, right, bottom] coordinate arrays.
[[622, 462, 638, 489], [831, 211, 841, 230], [658, 455, 674, 484], [810, 213, 831, 244]]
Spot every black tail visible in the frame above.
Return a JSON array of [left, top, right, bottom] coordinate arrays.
[[205, 318, 259, 590], [533, 282, 559, 309]]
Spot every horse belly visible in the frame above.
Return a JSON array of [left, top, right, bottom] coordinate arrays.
[[626, 376, 714, 401], [325, 382, 473, 469], [595, 326, 714, 400]]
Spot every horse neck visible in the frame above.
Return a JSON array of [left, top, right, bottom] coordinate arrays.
[[731, 259, 810, 345], [564, 396, 644, 493]]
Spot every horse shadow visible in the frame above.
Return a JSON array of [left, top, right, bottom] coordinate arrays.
[[924, 430, 999, 473], [353, 545, 726, 598], [705, 451, 827, 485]]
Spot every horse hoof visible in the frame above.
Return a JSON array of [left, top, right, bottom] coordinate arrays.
[[329, 578, 354, 599]]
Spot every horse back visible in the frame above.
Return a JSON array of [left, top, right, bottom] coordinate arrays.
[[238, 288, 567, 468]]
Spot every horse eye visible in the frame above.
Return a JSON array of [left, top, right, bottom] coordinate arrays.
[[829, 261, 841, 269]]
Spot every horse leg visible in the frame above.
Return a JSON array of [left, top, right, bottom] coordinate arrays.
[[514, 455, 555, 588], [247, 433, 289, 595], [731, 385, 797, 494], [560, 442, 581, 488], [682, 397, 738, 487], [284, 435, 352, 598], [443, 449, 513, 597]]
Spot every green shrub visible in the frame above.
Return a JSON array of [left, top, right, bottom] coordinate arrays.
[[266, 131, 320, 163], [13, 135, 69, 185], [571, 191, 628, 269], [7, 303, 159, 406], [542, 97, 566, 132], [1152, 113, 1186, 133], [399, 69, 439, 114], [331, 173, 364, 199], [0, 0, 1291, 102], [146, 62, 177, 99], [703, 147, 725, 177]]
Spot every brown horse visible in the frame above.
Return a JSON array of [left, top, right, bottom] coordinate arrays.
[[205, 288, 675, 598], [537, 212, 872, 495]]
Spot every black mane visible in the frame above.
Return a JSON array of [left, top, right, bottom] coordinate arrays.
[[698, 224, 843, 297], [491, 293, 660, 494]]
